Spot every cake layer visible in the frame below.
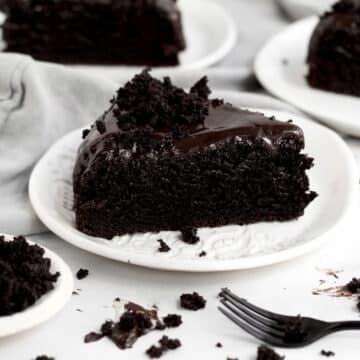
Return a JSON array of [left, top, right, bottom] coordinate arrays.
[[0, 0, 186, 66], [307, 0, 360, 96], [74, 139, 316, 239], [73, 71, 317, 239]]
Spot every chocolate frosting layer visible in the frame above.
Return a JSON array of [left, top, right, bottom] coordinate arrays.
[[74, 103, 303, 179], [174, 104, 302, 153]]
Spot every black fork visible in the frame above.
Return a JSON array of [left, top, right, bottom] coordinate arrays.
[[218, 288, 360, 348]]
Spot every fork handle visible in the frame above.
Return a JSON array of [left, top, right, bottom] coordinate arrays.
[[331, 321, 360, 331]]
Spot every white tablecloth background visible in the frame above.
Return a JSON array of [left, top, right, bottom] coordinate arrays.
[[1, 1, 360, 359]]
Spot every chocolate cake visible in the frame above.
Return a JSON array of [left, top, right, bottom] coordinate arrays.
[[73, 70, 317, 239], [307, 0, 360, 96], [0, 0, 185, 66]]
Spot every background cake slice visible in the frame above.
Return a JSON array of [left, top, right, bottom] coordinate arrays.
[[73, 70, 317, 239], [0, 0, 186, 66], [307, 0, 360, 96]]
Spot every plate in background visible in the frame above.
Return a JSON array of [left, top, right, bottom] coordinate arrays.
[[255, 17, 360, 137]]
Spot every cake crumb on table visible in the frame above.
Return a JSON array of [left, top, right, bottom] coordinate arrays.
[[180, 292, 206, 311]]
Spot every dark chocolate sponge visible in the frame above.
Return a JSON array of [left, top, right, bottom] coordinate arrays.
[[73, 70, 317, 239], [307, 0, 360, 96], [0, 0, 186, 66]]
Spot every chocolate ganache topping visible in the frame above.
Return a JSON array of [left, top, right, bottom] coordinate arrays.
[[74, 70, 303, 178]]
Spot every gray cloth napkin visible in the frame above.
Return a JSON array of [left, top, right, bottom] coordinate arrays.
[[0, 54, 118, 235]]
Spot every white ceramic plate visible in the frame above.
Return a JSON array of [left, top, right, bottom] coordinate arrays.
[[29, 94, 359, 272], [277, 0, 335, 19], [255, 17, 360, 137], [0, 234, 73, 337], [0, 0, 235, 77]]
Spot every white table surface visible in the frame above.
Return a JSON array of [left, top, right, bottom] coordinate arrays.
[[1, 136, 359, 360], [2, 1, 360, 359]]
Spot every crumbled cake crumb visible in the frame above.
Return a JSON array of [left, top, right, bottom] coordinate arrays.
[[159, 336, 181, 350], [146, 345, 163, 358], [113, 69, 212, 133], [180, 292, 206, 310], [76, 268, 89, 280], [284, 315, 307, 343], [95, 119, 106, 134], [257, 345, 284, 359], [34, 357, 54, 360], [157, 239, 170, 253], [321, 350, 335, 357], [84, 332, 103, 343], [146, 336, 181, 358], [162, 314, 182, 328], [345, 278, 360, 294], [82, 129, 90, 139], [85, 302, 181, 350], [0, 235, 59, 316], [199, 251, 207, 257], [216, 342, 222, 348], [180, 228, 199, 245]]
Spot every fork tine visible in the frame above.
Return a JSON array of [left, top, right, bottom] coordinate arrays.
[[221, 299, 285, 336], [218, 306, 284, 347], [220, 292, 285, 331], [221, 288, 286, 323]]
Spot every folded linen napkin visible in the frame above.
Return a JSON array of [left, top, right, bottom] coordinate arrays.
[[0, 54, 118, 235], [0, 53, 300, 236]]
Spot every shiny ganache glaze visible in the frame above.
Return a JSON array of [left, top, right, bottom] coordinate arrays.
[[74, 103, 303, 178], [174, 104, 302, 152]]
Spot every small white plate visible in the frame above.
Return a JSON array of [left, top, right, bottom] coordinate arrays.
[[0, 0, 236, 77], [29, 93, 359, 272], [0, 234, 74, 337], [255, 17, 360, 137]]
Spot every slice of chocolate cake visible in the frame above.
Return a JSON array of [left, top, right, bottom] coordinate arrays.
[[307, 0, 360, 96], [73, 70, 317, 239], [0, 0, 185, 66]]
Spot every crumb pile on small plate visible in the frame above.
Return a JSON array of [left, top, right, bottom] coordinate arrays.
[[0, 235, 59, 316]]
